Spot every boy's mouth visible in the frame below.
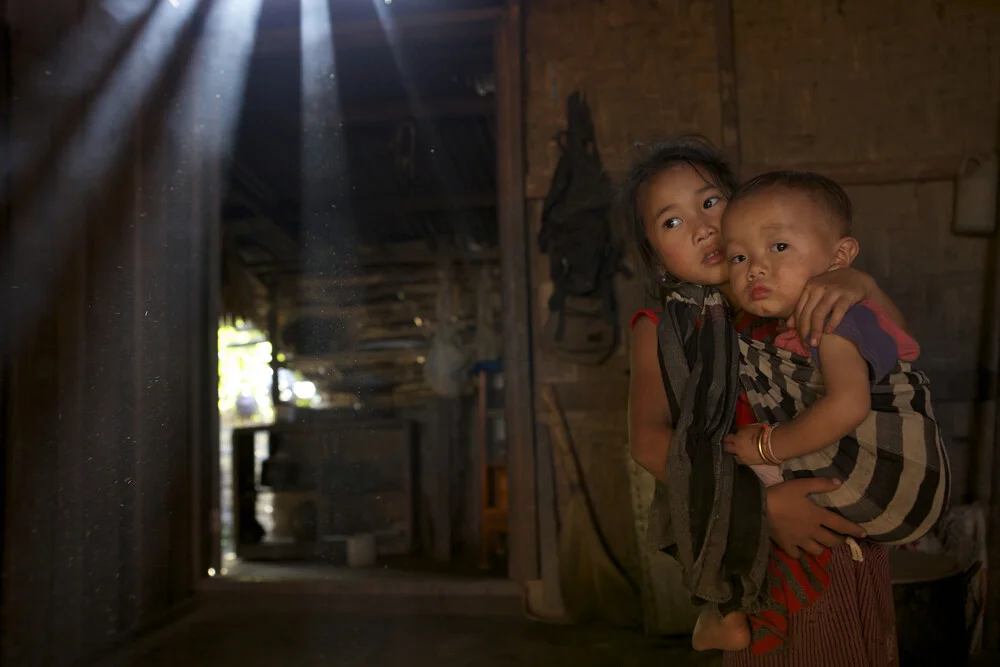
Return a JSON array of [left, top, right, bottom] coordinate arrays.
[[748, 284, 772, 301], [702, 249, 723, 265]]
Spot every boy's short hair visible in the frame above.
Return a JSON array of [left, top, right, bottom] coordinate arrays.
[[729, 171, 853, 236]]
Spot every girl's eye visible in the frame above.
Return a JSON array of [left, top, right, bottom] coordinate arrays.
[[663, 217, 682, 229], [704, 196, 721, 209], [771, 242, 789, 252], [729, 254, 746, 265]]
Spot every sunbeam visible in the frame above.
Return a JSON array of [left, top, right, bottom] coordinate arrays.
[[2, 0, 159, 188], [1, 0, 203, 344], [300, 0, 358, 277], [173, 0, 265, 172], [369, 1, 473, 238]]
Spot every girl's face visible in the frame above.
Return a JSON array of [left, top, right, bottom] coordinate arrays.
[[638, 164, 729, 287]]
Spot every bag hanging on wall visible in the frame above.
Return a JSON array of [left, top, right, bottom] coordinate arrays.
[[538, 92, 624, 365]]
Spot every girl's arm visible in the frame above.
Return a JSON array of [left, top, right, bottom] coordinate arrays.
[[628, 317, 673, 483], [767, 334, 871, 461], [792, 268, 910, 347], [860, 276, 910, 335]]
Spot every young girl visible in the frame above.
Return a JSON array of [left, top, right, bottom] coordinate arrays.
[[621, 136, 901, 666]]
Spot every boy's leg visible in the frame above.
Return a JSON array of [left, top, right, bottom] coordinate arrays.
[[692, 608, 751, 652]]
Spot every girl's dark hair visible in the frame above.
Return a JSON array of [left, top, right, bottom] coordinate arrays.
[[615, 134, 737, 297]]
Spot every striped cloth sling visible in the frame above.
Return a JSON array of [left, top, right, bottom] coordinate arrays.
[[738, 332, 951, 545]]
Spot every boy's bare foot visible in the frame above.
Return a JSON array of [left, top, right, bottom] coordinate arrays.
[[692, 609, 752, 652]]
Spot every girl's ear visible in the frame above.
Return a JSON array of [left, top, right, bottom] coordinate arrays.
[[655, 264, 668, 284], [830, 237, 860, 269]]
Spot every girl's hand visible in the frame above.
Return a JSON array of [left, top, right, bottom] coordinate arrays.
[[786, 268, 874, 347], [765, 478, 867, 558], [724, 426, 764, 466]]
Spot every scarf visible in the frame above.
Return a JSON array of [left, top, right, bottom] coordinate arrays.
[[645, 283, 772, 614]]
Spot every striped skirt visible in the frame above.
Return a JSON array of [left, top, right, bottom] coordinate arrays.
[[724, 541, 899, 667]]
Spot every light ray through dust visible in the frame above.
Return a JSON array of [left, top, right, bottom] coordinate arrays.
[[300, 0, 359, 281], [370, 1, 473, 241], [2, 0, 159, 186]]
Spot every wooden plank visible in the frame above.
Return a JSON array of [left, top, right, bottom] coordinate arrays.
[[987, 388, 1000, 652], [741, 155, 964, 185], [713, 0, 742, 169], [495, 0, 538, 583], [0, 1, 11, 661], [133, 128, 155, 623], [80, 146, 127, 654], [427, 397, 453, 563], [252, 248, 500, 280], [530, 425, 567, 619], [985, 197, 1000, 653], [250, 7, 502, 57], [2, 2, 82, 659], [197, 82, 224, 582]]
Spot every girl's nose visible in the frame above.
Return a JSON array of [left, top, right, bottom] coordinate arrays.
[[694, 221, 718, 244]]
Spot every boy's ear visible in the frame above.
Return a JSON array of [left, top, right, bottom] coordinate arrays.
[[830, 236, 860, 269]]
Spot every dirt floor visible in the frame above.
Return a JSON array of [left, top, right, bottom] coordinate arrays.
[[107, 609, 722, 667]]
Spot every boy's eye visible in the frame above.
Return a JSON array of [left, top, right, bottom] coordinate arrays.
[[704, 196, 721, 209], [729, 254, 746, 265], [663, 217, 681, 229], [771, 242, 789, 252]]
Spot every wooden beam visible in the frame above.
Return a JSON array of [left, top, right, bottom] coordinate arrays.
[[363, 191, 496, 214], [496, 0, 538, 583], [251, 8, 502, 57], [224, 191, 497, 225], [238, 246, 500, 281], [226, 217, 299, 262], [342, 96, 495, 125], [741, 156, 964, 185]]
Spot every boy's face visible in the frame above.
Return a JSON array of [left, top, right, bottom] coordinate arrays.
[[722, 188, 846, 319], [639, 164, 729, 287]]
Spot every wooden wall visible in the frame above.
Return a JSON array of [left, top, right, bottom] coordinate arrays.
[[1, 1, 219, 663], [525, 0, 1000, 629]]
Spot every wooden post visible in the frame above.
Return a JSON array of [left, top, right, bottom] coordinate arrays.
[[987, 409, 1000, 652], [0, 3, 11, 649], [713, 0, 742, 172], [268, 284, 281, 412], [495, 0, 538, 583]]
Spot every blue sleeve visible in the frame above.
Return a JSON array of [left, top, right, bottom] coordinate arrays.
[[809, 305, 900, 384]]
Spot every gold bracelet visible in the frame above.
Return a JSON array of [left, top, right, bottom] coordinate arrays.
[[754, 423, 775, 465], [764, 423, 783, 465]]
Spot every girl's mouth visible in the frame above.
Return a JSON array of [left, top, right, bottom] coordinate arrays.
[[703, 249, 723, 265]]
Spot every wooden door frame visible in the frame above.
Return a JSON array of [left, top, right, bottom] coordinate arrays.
[[0, 0, 10, 640], [193, 1, 539, 585]]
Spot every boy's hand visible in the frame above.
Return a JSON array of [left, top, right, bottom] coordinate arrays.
[[723, 425, 764, 466]]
